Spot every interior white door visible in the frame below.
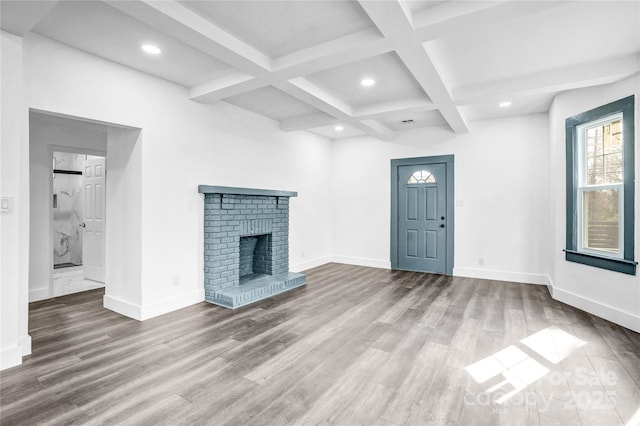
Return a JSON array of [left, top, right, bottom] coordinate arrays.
[[82, 157, 106, 282]]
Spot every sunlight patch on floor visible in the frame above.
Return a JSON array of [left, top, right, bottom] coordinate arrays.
[[465, 326, 586, 405], [521, 326, 586, 364], [626, 405, 640, 426]]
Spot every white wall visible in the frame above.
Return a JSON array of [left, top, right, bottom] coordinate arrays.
[[29, 113, 108, 301], [548, 74, 640, 332], [330, 114, 551, 285], [103, 126, 143, 318], [0, 31, 31, 369], [23, 34, 333, 321]]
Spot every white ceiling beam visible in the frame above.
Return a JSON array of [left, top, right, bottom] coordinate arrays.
[[190, 0, 570, 104], [397, 45, 468, 133], [107, 0, 393, 138], [279, 112, 338, 132], [0, 0, 58, 37], [192, 29, 391, 102], [105, 0, 272, 75], [413, 1, 572, 41], [277, 78, 395, 140], [189, 73, 267, 103], [360, 119, 397, 139], [272, 28, 392, 79], [410, 1, 507, 29], [280, 78, 354, 116], [454, 53, 640, 105], [359, 0, 468, 133], [358, 0, 414, 38], [108, 0, 580, 139], [280, 98, 437, 132], [354, 99, 436, 120]]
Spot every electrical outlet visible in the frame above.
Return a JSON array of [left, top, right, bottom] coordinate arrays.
[[171, 275, 180, 287], [1, 197, 12, 213], [478, 257, 484, 266], [301, 250, 305, 258]]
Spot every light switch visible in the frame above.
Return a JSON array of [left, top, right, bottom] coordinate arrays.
[[456, 199, 464, 207], [1, 197, 12, 213]]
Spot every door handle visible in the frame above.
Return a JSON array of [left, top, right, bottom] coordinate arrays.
[[440, 224, 445, 228], [79, 223, 86, 228], [441, 216, 445, 220]]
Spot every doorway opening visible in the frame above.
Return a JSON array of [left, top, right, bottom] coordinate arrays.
[[29, 110, 114, 302], [52, 150, 106, 297], [29, 109, 142, 326]]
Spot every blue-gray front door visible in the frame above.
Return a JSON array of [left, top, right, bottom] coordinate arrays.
[[397, 163, 447, 273]]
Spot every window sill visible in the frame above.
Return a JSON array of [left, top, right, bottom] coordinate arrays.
[[564, 249, 637, 275]]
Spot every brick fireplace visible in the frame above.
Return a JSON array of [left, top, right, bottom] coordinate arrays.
[[199, 185, 306, 309]]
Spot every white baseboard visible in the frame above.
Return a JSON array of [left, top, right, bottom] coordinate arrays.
[[323, 261, 551, 283], [1, 344, 23, 370], [29, 287, 51, 302], [552, 286, 640, 333], [139, 290, 204, 321], [104, 290, 204, 321], [19, 334, 32, 356], [103, 294, 143, 321], [330, 256, 391, 270], [453, 267, 550, 285], [323, 260, 551, 283], [290, 256, 332, 272]]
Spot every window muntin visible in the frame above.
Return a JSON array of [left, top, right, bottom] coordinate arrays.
[[408, 170, 436, 184], [576, 113, 624, 258], [582, 117, 623, 185]]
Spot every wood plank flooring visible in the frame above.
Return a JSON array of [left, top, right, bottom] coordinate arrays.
[[1, 263, 639, 425]]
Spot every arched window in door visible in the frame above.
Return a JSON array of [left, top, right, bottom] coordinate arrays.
[[408, 170, 436, 184]]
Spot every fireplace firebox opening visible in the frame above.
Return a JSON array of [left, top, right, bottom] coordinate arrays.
[[239, 234, 272, 277]]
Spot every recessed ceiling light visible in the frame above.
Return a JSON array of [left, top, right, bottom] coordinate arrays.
[[334, 125, 344, 131], [141, 44, 162, 55], [360, 78, 375, 87], [499, 101, 512, 108]]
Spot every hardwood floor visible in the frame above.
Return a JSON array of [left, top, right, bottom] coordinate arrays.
[[1, 263, 639, 425]]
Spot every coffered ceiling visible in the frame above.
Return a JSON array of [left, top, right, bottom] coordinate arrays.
[[2, 1, 639, 140]]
